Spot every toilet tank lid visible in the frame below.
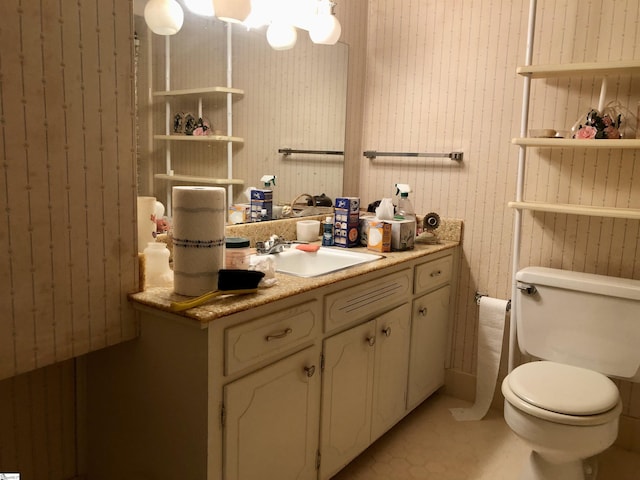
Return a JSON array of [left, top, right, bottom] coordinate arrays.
[[516, 267, 640, 301]]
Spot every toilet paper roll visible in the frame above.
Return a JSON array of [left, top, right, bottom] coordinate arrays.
[[450, 296, 509, 421], [172, 186, 226, 296], [137, 196, 157, 253]]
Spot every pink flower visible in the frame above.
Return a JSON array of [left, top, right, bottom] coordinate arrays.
[[193, 127, 205, 136], [575, 126, 597, 139]]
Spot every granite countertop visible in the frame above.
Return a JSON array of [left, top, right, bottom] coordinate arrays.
[[131, 240, 459, 325]]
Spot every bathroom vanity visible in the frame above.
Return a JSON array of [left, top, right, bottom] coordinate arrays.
[[86, 239, 459, 480]]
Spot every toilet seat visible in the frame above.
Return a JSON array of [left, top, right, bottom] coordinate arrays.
[[503, 361, 622, 427]]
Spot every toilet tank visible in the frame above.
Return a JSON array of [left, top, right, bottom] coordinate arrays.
[[515, 267, 640, 381]]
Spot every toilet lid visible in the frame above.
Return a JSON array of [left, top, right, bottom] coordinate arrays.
[[508, 361, 619, 416]]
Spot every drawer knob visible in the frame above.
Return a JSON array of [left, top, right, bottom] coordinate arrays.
[[382, 326, 392, 337], [430, 270, 442, 277], [366, 336, 376, 347], [265, 327, 293, 341], [419, 307, 427, 316], [304, 365, 316, 377]]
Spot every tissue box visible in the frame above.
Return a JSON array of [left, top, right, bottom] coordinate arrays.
[[334, 197, 360, 247], [228, 204, 250, 224], [367, 219, 392, 252], [389, 218, 416, 251], [250, 189, 272, 222]]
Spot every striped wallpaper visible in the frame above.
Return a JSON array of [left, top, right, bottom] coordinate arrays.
[[356, 0, 640, 446], [0, 0, 137, 475]]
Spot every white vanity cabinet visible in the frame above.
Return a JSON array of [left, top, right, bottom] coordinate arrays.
[[319, 303, 411, 480], [86, 247, 458, 480], [223, 345, 321, 480]]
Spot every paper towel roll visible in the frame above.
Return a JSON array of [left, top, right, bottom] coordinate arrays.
[[450, 296, 509, 421], [172, 186, 226, 296], [137, 196, 157, 253]]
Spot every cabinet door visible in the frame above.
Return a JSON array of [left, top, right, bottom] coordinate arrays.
[[407, 285, 451, 410], [371, 303, 411, 441], [224, 345, 321, 480], [320, 320, 376, 480]]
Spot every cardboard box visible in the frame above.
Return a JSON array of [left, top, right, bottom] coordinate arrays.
[[228, 204, 250, 224], [333, 197, 360, 247], [389, 218, 416, 251], [367, 219, 392, 252], [250, 189, 272, 222]]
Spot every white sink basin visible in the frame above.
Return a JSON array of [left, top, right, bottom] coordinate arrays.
[[268, 247, 383, 278]]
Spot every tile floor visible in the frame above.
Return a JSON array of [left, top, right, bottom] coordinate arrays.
[[331, 392, 640, 480]]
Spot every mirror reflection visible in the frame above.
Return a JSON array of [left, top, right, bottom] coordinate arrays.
[[135, 12, 348, 222]]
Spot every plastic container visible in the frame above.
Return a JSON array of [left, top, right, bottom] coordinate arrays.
[[225, 237, 254, 269], [296, 219, 321, 242], [143, 242, 173, 289], [322, 216, 334, 246]]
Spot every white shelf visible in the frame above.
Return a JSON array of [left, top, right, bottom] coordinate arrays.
[[152, 86, 244, 97], [512, 138, 640, 148], [516, 60, 640, 78], [509, 201, 640, 220], [154, 134, 244, 144], [154, 174, 244, 186]]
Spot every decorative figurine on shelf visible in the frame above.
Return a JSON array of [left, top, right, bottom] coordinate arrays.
[[193, 117, 211, 136], [173, 112, 184, 134], [183, 113, 197, 135]]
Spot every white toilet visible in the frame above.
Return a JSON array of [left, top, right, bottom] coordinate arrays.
[[502, 266, 640, 480]]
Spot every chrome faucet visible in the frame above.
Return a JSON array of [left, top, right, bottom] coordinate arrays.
[[256, 235, 289, 255]]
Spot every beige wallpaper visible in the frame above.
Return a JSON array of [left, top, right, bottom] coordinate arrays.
[[0, 0, 137, 474], [357, 0, 640, 443]]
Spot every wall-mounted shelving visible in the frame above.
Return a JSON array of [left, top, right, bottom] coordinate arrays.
[[508, 0, 640, 373], [151, 25, 244, 213]]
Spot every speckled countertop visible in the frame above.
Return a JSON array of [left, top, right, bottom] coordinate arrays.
[[131, 218, 463, 324]]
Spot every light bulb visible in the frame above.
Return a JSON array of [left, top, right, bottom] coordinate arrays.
[[212, 0, 252, 23], [184, 0, 214, 17], [309, 12, 341, 44], [144, 0, 184, 35], [267, 22, 297, 50]]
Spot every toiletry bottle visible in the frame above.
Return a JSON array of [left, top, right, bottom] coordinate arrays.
[[250, 175, 276, 222], [143, 242, 173, 289], [322, 216, 334, 246]]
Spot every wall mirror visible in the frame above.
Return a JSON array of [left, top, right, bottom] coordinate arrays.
[[135, 10, 348, 222]]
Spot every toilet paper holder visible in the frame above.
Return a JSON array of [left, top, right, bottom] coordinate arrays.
[[475, 292, 511, 312]]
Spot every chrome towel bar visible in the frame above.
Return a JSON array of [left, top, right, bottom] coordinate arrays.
[[363, 150, 463, 161], [279, 148, 344, 156]]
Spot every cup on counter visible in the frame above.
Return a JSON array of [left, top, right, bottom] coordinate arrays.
[[296, 219, 321, 242]]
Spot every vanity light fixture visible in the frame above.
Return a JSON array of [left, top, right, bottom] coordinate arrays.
[[184, 0, 215, 17], [309, 0, 341, 45], [212, 0, 252, 24], [143, 0, 184, 35], [266, 21, 298, 50]]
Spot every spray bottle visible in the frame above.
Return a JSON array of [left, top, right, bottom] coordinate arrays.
[[395, 184, 416, 221]]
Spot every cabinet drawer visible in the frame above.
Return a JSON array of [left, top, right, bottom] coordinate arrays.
[[414, 255, 452, 295], [225, 300, 320, 376], [325, 269, 411, 332]]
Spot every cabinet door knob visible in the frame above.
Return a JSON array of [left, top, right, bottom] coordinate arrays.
[[366, 336, 376, 347], [430, 270, 442, 277], [382, 326, 392, 337], [265, 327, 293, 341], [304, 365, 316, 377], [419, 307, 427, 316]]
